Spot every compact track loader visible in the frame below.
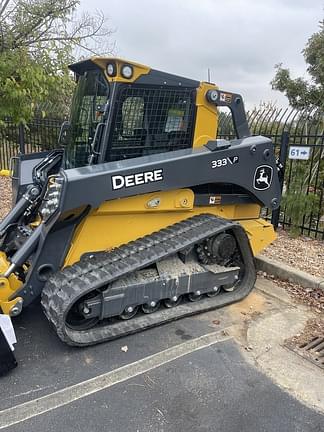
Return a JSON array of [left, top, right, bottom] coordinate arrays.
[[0, 58, 281, 346]]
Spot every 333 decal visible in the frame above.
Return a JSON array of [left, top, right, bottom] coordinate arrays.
[[211, 156, 239, 169]]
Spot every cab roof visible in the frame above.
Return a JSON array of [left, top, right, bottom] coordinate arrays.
[[68, 56, 200, 88]]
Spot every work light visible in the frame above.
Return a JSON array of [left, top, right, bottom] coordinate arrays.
[[121, 64, 133, 79], [106, 63, 116, 77]]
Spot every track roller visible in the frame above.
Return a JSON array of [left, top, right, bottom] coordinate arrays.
[[164, 295, 183, 308], [142, 301, 160, 314]]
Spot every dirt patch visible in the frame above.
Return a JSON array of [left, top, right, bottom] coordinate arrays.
[[227, 290, 267, 318], [0, 176, 12, 220], [258, 272, 324, 314], [262, 229, 324, 279]]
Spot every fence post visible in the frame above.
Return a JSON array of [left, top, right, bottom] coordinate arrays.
[[271, 131, 289, 229], [18, 123, 25, 154]]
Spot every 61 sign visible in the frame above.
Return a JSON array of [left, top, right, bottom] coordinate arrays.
[[288, 146, 311, 160]]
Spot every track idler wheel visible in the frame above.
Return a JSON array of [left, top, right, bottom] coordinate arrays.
[[65, 291, 100, 331]]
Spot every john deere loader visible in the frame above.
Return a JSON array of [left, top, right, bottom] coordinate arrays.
[[0, 58, 281, 346]]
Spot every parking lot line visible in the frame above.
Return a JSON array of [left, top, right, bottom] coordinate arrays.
[[0, 330, 231, 430]]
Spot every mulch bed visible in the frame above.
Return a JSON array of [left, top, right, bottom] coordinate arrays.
[[262, 228, 324, 279], [0, 176, 12, 220]]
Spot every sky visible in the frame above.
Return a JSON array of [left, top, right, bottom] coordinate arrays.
[[80, 0, 323, 109]]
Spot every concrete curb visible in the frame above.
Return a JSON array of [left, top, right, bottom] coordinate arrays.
[[255, 255, 324, 291]]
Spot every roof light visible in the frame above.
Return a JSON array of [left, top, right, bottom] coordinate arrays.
[[121, 64, 133, 79], [106, 63, 116, 77]]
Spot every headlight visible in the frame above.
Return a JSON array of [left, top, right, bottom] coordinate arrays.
[[39, 176, 63, 221], [106, 62, 116, 77], [121, 64, 133, 79]]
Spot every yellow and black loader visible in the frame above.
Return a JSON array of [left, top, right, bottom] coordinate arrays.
[[0, 57, 281, 346]]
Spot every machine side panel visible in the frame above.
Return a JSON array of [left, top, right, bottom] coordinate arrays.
[[62, 136, 281, 212]]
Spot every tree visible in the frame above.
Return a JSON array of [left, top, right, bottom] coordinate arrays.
[[271, 21, 324, 236], [271, 21, 324, 110], [0, 0, 114, 123]]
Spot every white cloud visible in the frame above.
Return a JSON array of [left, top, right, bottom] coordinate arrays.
[[80, 0, 323, 108]]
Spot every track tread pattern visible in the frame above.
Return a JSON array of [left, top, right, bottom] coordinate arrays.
[[41, 214, 254, 346]]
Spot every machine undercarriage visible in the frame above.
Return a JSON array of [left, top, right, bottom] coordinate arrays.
[[42, 214, 255, 346]]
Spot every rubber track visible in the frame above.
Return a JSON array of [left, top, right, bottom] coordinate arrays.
[[41, 214, 256, 346]]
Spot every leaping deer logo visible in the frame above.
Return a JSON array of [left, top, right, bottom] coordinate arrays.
[[256, 168, 270, 187], [254, 165, 273, 190]]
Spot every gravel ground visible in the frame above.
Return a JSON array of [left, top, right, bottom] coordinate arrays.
[[262, 229, 324, 279], [0, 175, 11, 220]]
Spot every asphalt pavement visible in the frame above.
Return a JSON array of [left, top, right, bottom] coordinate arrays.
[[0, 283, 323, 432]]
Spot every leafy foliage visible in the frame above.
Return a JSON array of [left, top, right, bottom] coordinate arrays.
[[0, 0, 113, 123], [282, 160, 321, 237], [271, 21, 324, 110]]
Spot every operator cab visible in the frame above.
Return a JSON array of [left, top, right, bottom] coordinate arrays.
[[64, 57, 200, 169]]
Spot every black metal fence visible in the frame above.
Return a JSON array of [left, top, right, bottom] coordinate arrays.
[[218, 106, 324, 239], [0, 117, 62, 170], [0, 108, 323, 238]]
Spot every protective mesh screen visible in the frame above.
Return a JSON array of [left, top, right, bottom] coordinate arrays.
[[107, 86, 195, 162]]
